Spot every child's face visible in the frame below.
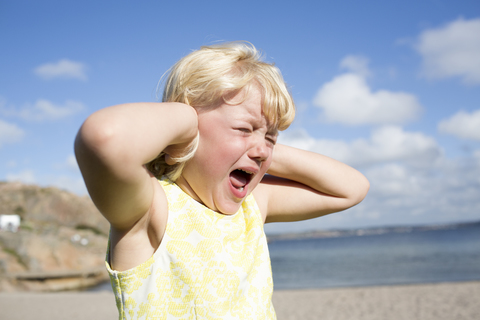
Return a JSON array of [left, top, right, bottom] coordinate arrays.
[[177, 85, 278, 214]]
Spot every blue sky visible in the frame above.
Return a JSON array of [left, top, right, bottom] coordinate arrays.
[[1, 0, 479, 233]]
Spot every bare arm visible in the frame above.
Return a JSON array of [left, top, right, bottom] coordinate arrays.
[[74, 102, 198, 230], [254, 144, 369, 223]]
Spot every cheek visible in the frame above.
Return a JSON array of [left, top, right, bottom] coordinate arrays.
[[192, 137, 237, 174], [262, 157, 273, 173]]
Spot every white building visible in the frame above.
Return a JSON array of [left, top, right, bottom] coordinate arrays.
[[0, 215, 21, 232]]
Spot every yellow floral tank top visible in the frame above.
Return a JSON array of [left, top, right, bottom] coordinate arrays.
[[106, 177, 276, 319]]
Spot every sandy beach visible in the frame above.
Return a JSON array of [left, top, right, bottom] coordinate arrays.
[[0, 281, 478, 320]]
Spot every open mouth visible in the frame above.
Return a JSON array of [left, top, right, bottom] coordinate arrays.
[[229, 169, 254, 192]]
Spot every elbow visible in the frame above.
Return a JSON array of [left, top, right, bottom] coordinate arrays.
[[359, 176, 370, 202], [74, 112, 119, 165], [349, 174, 370, 207]]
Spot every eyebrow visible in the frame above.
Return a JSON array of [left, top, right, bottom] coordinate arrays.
[[237, 105, 278, 134], [266, 123, 279, 136]]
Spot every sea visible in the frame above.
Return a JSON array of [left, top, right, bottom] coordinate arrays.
[[90, 221, 480, 291], [268, 221, 480, 290]]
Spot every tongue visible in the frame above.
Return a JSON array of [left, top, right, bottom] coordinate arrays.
[[230, 170, 248, 189]]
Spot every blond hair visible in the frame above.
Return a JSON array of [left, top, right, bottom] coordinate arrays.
[[147, 41, 295, 181]]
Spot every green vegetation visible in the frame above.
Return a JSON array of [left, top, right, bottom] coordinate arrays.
[[2, 246, 28, 269], [75, 224, 108, 237], [13, 206, 26, 218], [19, 223, 33, 232]]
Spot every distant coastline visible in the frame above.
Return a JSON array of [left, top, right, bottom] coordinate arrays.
[[266, 219, 480, 242]]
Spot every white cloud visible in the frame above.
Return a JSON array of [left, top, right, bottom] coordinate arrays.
[[34, 59, 88, 81], [265, 151, 480, 233], [47, 175, 87, 195], [280, 126, 441, 168], [66, 154, 79, 171], [53, 154, 80, 172], [313, 72, 422, 125], [4, 168, 87, 195], [277, 128, 317, 151], [0, 119, 25, 147], [475, 149, 480, 160], [1, 99, 84, 122], [363, 156, 480, 221], [6, 169, 36, 184], [6, 160, 17, 168], [438, 109, 480, 141], [340, 55, 371, 77], [416, 17, 480, 84]]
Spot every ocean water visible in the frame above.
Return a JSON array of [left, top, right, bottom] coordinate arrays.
[[268, 223, 480, 290]]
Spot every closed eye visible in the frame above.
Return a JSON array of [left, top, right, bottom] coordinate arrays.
[[266, 135, 277, 145], [237, 127, 252, 134]]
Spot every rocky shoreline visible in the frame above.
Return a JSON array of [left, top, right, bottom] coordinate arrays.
[[0, 181, 109, 292]]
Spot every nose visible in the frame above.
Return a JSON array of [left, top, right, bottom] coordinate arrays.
[[248, 138, 270, 163]]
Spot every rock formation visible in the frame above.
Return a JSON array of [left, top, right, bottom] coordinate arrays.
[[0, 182, 110, 292]]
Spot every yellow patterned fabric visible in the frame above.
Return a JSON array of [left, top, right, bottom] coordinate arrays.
[[106, 177, 276, 319]]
